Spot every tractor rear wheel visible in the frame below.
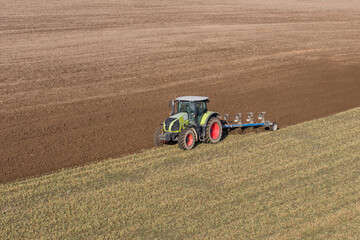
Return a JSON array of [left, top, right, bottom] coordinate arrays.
[[154, 126, 165, 147], [178, 128, 196, 150], [205, 117, 222, 144]]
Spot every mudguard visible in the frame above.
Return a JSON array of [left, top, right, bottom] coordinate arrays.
[[200, 111, 220, 127]]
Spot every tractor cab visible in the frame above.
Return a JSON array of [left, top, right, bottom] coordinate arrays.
[[171, 96, 209, 124]]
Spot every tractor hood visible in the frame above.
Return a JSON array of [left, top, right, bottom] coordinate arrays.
[[163, 112, 188, 132]]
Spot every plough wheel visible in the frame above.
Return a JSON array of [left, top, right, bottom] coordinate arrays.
[[270, 122, 278, 131]]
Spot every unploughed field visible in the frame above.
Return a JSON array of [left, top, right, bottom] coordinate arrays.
[[1, 108, 359, 239], [1, 0, 360, 183]]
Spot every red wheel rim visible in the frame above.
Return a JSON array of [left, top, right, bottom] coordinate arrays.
[[186, 133, 194, 146], [210, 122, 220, 139]]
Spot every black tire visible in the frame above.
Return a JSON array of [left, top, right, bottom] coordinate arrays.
[[178, 128, 196, 150], [270, 122, 278, 131], [154, 126, 165, 147], [205, 117, 222, 144]]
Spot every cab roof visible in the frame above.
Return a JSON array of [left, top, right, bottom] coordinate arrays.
[[175, 96, 209, 102]]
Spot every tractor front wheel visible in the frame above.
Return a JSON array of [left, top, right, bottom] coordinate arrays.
[[205, 117, 222, 144], [154, 126, 165, 147], [178, 128, 196, 150]]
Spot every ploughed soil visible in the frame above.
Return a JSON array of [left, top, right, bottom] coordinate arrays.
[[1, 0, 360, 183]]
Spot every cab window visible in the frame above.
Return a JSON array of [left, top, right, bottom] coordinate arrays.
[[178, 101, 194, 114], [195, 102, 207, 123]]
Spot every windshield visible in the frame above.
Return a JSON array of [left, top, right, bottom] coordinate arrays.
[[178, 101, 207, 123], [178, 101, 195, 115]]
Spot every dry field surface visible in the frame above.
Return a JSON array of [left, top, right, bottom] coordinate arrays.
[[1, 0, 360, 183]]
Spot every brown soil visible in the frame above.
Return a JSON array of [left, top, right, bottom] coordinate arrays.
[[1, 0, 359, 183]]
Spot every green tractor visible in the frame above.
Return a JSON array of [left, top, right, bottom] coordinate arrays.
[[154, 96, 222, 150]]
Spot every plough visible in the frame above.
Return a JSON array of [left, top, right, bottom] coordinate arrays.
[[221, 112, 278, 131]]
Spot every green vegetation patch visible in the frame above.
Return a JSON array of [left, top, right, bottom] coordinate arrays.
[[1, 108, 360, 239]]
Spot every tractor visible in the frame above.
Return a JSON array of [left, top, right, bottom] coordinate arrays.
[[154, 96, 277, 150]]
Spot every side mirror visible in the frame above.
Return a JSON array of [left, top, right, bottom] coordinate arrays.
[[170, 100, 175, 115]]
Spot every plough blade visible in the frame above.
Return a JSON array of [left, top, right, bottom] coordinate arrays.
[[258, 112, 266, 123], [246, 112, 254, 123], [234, 113, 242, 124]]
